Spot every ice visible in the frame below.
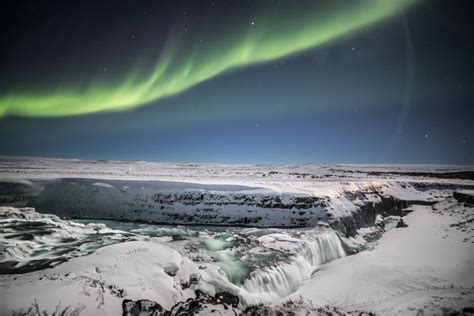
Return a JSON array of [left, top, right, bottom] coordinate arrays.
[[0, 156, 473, 314], [243, 230, 346, 301]]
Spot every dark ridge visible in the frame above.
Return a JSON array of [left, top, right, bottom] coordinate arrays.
[[367, 171, 474, 180]]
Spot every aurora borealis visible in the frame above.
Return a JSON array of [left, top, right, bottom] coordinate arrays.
[[0, 1, 415, 117], [0, 0, 473, 164]]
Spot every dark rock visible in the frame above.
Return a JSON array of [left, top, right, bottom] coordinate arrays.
[[169, 290, 239, 315], [462, 306, 474, 313], [180, 272, 201, 289], [122, 290, 240, 316], [122, 299, 165, 316], [214, 291, 239, 308], [396, 218, 408, 228], [163, 265, 178, 277], [454, 191, 474, 204], [242, 301, 376, 315], [367, 171, 474, 181]]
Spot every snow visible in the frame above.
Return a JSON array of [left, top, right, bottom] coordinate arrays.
[[0, 207, 351, 312], [0, 207, 131, 271], [1, 156, 472, 229], [288, 202, 474, 315], [242, 230, 347, 301], [3, 199, 471, 314], [92, 182, 116, 189], [0, 239, 239, 315], [1, 156, 472, 195], [457, 190, 474, 195], [0, 156, 473, 314]]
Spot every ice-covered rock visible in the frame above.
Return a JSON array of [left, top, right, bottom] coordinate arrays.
[[0, 206, 134, 273]]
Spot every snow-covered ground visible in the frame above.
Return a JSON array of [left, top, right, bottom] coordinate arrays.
[[1, 155, 473, 194], [1, 156, 472, 229], [290, 202, 474, 315], [0, 156, 473, 315]]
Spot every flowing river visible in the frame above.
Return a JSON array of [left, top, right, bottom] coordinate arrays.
[[1, 209, 381, 303]]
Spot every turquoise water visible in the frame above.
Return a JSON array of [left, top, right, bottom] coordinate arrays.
[[1, 213, 396, 302], [72, 219, 291, 284], [1, 216, 289, 282], [2, 215, 366, 293]]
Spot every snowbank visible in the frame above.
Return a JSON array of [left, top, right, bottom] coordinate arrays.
[[0, 239, 239, 315], [289, 201, 474, 315]]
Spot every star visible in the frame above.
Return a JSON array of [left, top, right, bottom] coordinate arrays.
[[251, 21, 255, 26], [424, 134, 429, 138]]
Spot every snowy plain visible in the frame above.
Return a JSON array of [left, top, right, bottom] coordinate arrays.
[[0, 156, 473, 315]]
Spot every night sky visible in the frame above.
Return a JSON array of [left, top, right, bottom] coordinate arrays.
[[0, 0, 472, 164]]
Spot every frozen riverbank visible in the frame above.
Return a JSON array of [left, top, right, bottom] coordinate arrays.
[[289, 200, 474, 315], [0, 207, 351, 314], [1, 157, 473, 231], [0, 157, 473, 314], [1, 195, 472, 315]]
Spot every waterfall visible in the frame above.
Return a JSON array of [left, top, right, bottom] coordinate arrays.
[[242, 230, 346, 302], [304, 231, 346, 265]]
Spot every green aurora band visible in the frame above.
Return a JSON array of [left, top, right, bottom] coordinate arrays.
[[0, 1, 417, 118]]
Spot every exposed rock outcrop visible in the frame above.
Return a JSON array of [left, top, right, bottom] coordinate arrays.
[[1, 177, 472, 238], [453, 191, 474, 204], [122, 290, 240, 316]]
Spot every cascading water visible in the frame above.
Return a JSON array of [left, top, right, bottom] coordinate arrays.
[[1, 209, 350, 305], [241, 230, 346, 302], [0, 208, 136, 273], [304, 231, 346, 265]]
